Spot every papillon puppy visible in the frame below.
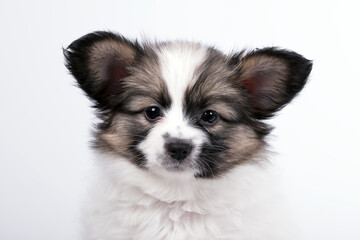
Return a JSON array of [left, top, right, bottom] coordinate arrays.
[[64, 31, 312, 240]]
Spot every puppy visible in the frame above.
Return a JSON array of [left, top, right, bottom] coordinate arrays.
[[64, 31, 312, 240]]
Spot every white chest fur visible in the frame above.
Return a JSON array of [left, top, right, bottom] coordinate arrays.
[[82, 156, 291, 240]]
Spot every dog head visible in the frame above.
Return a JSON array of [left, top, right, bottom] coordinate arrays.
[[64, 31, 312, 178]]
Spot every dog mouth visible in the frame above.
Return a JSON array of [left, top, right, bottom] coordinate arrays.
[[159, 154, 196, 172]]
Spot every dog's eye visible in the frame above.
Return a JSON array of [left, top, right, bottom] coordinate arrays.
[[200, 110, 218, 125], [145, 105, 162, 121]]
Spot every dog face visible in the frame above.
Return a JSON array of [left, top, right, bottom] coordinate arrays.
[[64, 31, 312, 178]]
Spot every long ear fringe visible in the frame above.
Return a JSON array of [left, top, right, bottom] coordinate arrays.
[[63, 31, 143, 108], [233, 47, 312, 119]]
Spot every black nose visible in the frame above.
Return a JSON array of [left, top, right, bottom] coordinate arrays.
[[166, 141, 193, 160]]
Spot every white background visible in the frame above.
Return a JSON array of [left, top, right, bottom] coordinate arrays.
[[1, 0, 359, 239]]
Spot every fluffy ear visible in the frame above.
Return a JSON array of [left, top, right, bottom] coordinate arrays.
[[63, 31, 142, 108], [232, 48, 312, 119]]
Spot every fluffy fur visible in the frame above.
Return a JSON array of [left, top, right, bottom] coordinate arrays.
[[64, 31, 312, 240]]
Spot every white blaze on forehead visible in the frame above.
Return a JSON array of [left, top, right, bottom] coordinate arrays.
[[138, 43, 209, 174], [158, 42, 208, 107]]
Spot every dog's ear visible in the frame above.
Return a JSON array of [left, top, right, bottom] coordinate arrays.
[[64, 31, 142, 108], [231, 48, 312, 119]]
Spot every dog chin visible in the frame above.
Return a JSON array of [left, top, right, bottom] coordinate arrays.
[[146, 156, 197, 178], [160, 158, 195, 172]]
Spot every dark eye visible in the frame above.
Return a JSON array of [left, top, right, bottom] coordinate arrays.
[[200, 110, 218, 125], [145, 105, 162, 121]]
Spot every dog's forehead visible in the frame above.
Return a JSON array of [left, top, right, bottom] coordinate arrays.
[[130, 42, 240, 117], [152, 42, 241, 118], [156, 42, 209, 106]]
